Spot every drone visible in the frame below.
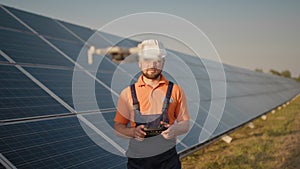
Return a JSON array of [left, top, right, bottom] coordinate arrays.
[[87, 44, 142, 64]]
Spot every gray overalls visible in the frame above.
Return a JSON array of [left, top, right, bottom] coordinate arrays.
[[126, 81, 181, 169]]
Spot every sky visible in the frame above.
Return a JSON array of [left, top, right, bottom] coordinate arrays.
[[0, 0, 299, 76]]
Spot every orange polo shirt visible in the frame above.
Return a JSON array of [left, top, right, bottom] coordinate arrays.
[[114, 74, 189, 127]]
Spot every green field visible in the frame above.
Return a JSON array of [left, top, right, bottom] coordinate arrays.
[[182, 95, 300, 169]]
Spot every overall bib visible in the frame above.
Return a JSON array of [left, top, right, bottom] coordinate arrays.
[[126, 82, 181, 169]]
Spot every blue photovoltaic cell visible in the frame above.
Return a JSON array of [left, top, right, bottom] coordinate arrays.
[[196, 78, 212, 101], [0, 29, 74, 67], [81, 112, 131, 151], [0, 64, 71, 121], [6, 6, 80, 42], [176, 143, 186, 153], [83, 111, 116, 128], [209, 121, 232, 139], [180, 123, 203, 147], [179, 101, 211, 147], [45, 37, 105, 73], [0, 7, 29, 32], [226, 82, 253, 97], [46, 38, 83, 61], [24, 66, 115, 111], [0, 117, 127, 169], [99, 32, 139, 48], [222, 100, 250, 123], [58, 21, 96, 41], [86, 33, 115, 48], [96, 59, 131, 87], [188, 64, 210, 80], [0, 55, 7, 62]]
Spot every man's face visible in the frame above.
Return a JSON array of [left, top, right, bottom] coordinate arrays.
[[139, 58, 165, 79]]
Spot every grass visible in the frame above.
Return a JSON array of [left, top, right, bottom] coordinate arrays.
[[181, 95, 300, 169]]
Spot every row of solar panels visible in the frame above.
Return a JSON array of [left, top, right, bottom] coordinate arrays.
[[1, 4, 300, 169]]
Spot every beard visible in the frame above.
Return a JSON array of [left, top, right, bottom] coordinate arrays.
[[142, 68, 162, 79]]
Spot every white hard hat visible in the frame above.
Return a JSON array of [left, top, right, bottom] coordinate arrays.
[[138, 39, 167, 60]]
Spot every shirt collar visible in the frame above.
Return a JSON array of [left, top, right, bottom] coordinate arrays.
[[136, 74, 168, 87]]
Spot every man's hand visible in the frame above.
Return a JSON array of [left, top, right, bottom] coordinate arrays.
[[114, 123, 146, 141], [161, 122, 175, 140], [160, 121, 190, 140], [133, 125, 146, 141]]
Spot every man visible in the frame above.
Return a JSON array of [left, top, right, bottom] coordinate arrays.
[[114, 39, 190, 169]]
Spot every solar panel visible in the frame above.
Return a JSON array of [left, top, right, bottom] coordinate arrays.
[[0, 64, 71, 121], [46, 38, 84, 61], [0, 29, 74, 67], [23, 66, 115, 112], [99, 32, 139, 48], [0, 56, 7, 62], [58, 21, 96, 41], [0, 6, 29, 32], [6, 6, 80, 42], [0, 4, 300, 168], [0, 116, 127, 169]]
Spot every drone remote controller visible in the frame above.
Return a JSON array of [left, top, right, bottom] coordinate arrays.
[[143, 125, 167, 138]]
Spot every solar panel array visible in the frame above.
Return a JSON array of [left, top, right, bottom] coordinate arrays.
[[1, 5, 300, 169]]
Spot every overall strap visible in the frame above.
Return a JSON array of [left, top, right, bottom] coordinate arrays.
[[162, 81, 174, 123], [130, 84, 140, 111]]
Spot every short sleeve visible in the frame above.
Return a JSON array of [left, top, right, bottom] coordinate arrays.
[[175, 86, 190, 122], [114, 87, 132, 125]]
